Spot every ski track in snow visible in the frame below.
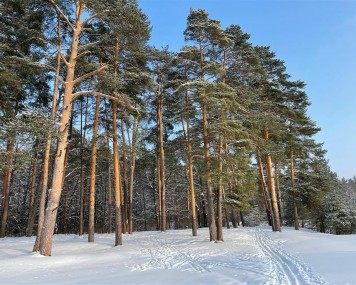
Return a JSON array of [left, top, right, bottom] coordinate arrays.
[[255, 229, 326, 285], [129, 228, 326, 285], [0, 227, 331, 284], [130, 233, 210, 272]]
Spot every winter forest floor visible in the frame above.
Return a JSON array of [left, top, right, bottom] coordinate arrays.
[[1, 227, 355, 285]]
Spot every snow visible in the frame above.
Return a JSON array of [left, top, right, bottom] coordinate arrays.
[[1, 227, 355, 285]]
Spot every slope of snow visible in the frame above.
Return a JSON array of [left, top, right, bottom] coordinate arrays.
[[0, 227, 355, 285]]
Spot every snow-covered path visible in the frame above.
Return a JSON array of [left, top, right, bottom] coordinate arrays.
[[255, 229, 325, 285], [0, 227, 354, 284]]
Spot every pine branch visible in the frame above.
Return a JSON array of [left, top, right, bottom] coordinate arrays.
[[72, 91, 116, 101], [33, 62, 66, 85], [59, 51, 69, 66], [81, 14, 99, 27], [47, 0, 74, 30], [72, 65, 108, 86], [72, 91, 140, 115], [81, 10, 110, 27], [75, 51, 91, 60]]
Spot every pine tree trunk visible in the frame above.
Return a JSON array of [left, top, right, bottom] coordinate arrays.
[[128, 116, 138, 234], [274, 164, 283, 225], [216, 130, 224, 241], [108, 163, 112, 233], [33, 137, 51, 252], [25, 139, 39, 237], [216, 48, 228, 240], [202, 101, 217, 241], [231, 210, 237, 228], [121, 119, 128, 233], [256, 148, 274, 228], [112, 100, 122, 246], [104, 100, 112, 234], [156, 69, 166, 232], [38, 9, 83, 256], [290, 147, 299, 230], [184, 92, 198, 237], [112, 39, 122, 246], [79, 97, 88, 236], [34, 9, 61, 251], [225, 208, 230, 229], [88, 95, 100, 242], [263, 130, 281, 232], [0, 140, 14, 238], [199, 36, 217, 241], [240, 211, 245, 227], [157, 152, 161, 231]]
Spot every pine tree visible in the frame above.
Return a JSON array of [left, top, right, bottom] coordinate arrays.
[[184, 9, 232, 241], [0, 0, 50, 238]]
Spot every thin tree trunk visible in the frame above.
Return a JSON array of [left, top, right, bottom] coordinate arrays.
[[156, 67, 166, 232], [231, 210, 237, 228], [26, 139, 39, 237], [184, 91, 198, 237], [263, 129, 281, 232], [217, 129, 224, 241], [202, 100, 217, 241], [79, 97, 88, 236], [88, 95, 100, 242], [112, 39, 122, 246], [108, 163, 112, 233], [121, 118, 128, 233], [199, 35, 217, 241], [0, 140, 14, 238], [290, 147, 299, 230], [216, 48, 228, 241], [274, 164, 283, 225], [240, 211, 245, 227], [225, 208, 230, 229], [128, 116, 138, 234], [157, 155, 161, 231], [104, 100, 112, 234]]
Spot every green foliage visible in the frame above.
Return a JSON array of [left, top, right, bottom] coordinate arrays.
[[0, 4, 352, 237]]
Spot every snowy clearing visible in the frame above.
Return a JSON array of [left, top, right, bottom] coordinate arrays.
[[1, 227, 355, 285]]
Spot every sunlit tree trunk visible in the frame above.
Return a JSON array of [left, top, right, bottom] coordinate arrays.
[[128, 116, 138, 234], [217, 129, 224, 241], [274, 164, 283, 225], [79, 97, 88, 236], [263, 129, 281, 232], [199, 36, 217, 241], [88, 95, 100, 242], [121, 118, 128, 233], [38, 5, 83, 256], [156, 69, 166, 232], [290, 147, 299, 230], [33, 14, 62, 250], [157, 153, 161, 231], [184, 91, 198, 237], [112, 39, 122, 246], [256, 148, 274, 228]]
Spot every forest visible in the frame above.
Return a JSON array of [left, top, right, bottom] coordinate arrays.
[[1, 0, 355, 257]]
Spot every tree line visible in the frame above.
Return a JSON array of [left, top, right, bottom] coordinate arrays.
[[1, 0, 355, 256]]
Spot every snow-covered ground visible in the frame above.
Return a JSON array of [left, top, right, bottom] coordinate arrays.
[[1, 227, 355, 285]]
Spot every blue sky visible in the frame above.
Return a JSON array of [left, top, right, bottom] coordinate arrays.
[[138, 0, 356, 179]]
